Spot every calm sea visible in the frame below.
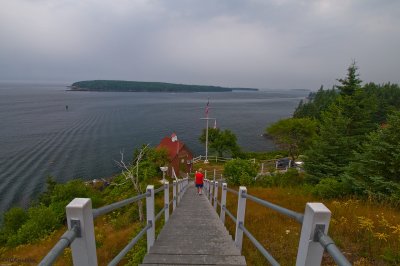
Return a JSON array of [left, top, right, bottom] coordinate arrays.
[[0, 81, 308, 214]]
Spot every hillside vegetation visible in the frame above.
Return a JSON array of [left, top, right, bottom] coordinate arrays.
[[267, 62, 400, 206], [70, 80, 258, 92]]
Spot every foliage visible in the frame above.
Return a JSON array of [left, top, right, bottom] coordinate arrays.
[[343, 111, 400, 203], [223, 159, 257, 185], [239, 150, 288, 160], [266, 118, 317, 161], [256, 169, 304, 187], [304, 104, 353, 182], [44, 179, 103, 222], [294, 85, 338, 120], [304, 63, 378, 182], [312, 178, 350, 199], [336, 61, 362, 96], [6, 205, 59, 246], [363, 82, 400, 124], [0, 207, 28, 245], [71, 80, 258, 92], [199, 128, 241, 157]]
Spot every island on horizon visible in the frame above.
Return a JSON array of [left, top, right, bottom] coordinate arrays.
[[69, 80, 259, 92]]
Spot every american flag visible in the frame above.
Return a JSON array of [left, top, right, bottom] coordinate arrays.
[[205, 98, 209, 117]]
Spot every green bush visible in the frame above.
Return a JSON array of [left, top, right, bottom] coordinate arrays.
[[256, 169, 304, 187], [224, 159, 257, 185], [239, 171, 255, 186], [0, 207, 28, 245], [44, 180, 103, 222], [239, 150, 288, 160], [7, 205, 59, 246], [312, 178, 349, 198]]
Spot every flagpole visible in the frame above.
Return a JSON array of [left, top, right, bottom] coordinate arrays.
[[205, 118, 209, 163], [200, 117, 216, 164]]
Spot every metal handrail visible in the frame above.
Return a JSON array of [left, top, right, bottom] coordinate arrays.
[[38, 225, 79, 266], [93, 192, 149, 218], [316, 229, 352, 266], [155, 206, 167, 222], [226, 187, 238, 195], [222, 206, 237, 223], [239, 223, 280, 266], [154, 186, 165, 194], [108, 222, 152, 266], [244, 194, 304, 224], [216, 199, 221, 207]]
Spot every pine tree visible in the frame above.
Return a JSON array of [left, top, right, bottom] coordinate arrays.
[[344, 112, 400, 199], [336, 61, 362, 96]]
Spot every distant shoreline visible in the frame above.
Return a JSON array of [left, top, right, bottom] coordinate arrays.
[[69, 80, 259, 93]]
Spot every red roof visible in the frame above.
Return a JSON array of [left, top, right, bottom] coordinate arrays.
[[157, 136, 185, 160]]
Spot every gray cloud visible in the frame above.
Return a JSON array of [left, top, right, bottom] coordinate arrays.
[[0, 0, 399, 89]]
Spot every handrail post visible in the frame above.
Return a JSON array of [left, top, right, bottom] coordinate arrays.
[[220, 183, 227, 224], [235, 186, 247, 252], [209, 181, 214, 203], [66, 198, 98, 266], [204, 179, 208, 198], [178, 179, 182, 202], [164, 182, 169, 222], [173, 180, 177, 211], [213, 181, 218, 210], [261, 163, 264, 174], [146, 185, 155, 252], [296, 203, 331, 266]]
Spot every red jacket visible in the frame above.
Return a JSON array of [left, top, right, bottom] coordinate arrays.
[[195, 171, 204, 184]]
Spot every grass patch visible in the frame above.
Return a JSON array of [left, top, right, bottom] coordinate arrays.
[[222, 186, 400, 265]]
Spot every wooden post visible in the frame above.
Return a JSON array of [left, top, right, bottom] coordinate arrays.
[[209, 181, 214, 203], [173, 180, 177, 211], [146, 185, 155, 252], [220, 183, 227, 224], [205, 179, 209, 197], [177, 179, 181, 205], [164, 182, 169, 222], [235, 186, 247, 251], [66, 198, 98, 266], [213, 181, 218, 210], [296, 203, 331, 266]]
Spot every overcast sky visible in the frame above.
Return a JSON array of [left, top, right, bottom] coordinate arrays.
[[0, 0, 399, 89]]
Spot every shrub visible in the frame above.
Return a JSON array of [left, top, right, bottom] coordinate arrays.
[[0, 207, 28, 245], [224, 159, 257, 185], [312, 178, 349, 198], [7, 205, 59, 246], [239, 171, 255, 186], [45, 179, 104, 222], [256, 169, 304, 187]]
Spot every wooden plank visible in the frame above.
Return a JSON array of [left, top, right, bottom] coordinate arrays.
[[141, 184, 246, 265]]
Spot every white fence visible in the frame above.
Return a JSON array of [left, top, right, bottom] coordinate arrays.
[[203, 179, 351, 266], [39, 178, 190, 266]]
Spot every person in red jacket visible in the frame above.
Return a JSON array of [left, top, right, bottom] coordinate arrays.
[[195, 168, 204, 195]]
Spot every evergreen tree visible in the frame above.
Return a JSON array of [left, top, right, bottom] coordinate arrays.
[[304, 62, 378, 182], [293, 86, 338, 120], [343, 112, 400, 201], [304, 105, 353, 182], [336, 61, 362, 96]]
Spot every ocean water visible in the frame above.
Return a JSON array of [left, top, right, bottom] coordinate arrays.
[[0, 82, 308, 213]]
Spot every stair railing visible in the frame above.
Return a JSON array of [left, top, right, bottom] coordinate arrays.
[[39, 178, 190, 266], [203, 179, 351, 266]]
